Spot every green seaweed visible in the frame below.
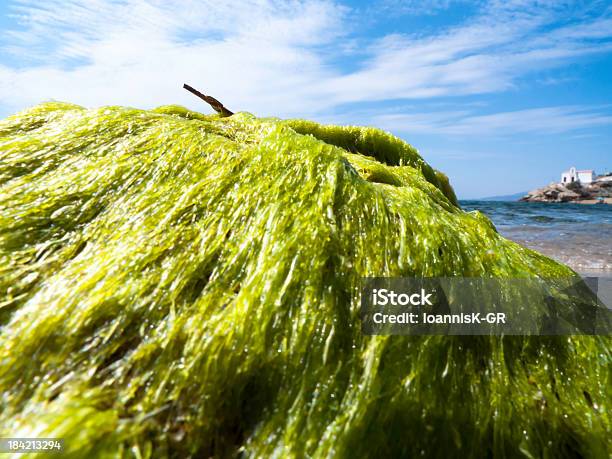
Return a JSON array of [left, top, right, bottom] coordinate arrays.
[[0, 103, 609, 458]]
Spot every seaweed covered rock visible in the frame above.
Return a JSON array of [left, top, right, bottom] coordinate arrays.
[[0, 103, 609, 458]]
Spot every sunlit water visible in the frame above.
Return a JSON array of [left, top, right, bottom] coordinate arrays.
[[461, 201, 612, 275]]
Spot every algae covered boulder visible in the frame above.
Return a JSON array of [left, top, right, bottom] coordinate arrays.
[[0, 103, 609, 458]]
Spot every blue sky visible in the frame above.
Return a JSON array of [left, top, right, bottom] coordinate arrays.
[[1, 0, 611, 198]]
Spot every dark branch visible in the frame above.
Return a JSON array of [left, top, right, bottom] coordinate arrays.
[[183, 84, 234, 117]]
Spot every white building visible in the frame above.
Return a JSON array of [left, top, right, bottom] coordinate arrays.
[[560, 167, 595, 185]]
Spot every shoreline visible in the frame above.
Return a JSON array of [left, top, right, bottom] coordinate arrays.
[[575, 199, 612, 205], [519, 198, 612, 205], [524, 199, 612, 205], [500, 227, 612, 274], [460, 200, 612, 274]]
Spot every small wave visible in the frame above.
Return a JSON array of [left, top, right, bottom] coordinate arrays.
[[528, 215, 556, 223]]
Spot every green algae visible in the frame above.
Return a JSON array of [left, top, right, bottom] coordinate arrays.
[[0, 102, 610, 458]]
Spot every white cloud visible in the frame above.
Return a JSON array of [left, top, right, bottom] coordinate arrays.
[[375, 0, 476, 16], [0, 0, 347, 117], [318, 1, 612, 105], [0, 0, 611, 124], [374, 106, 612, 136]]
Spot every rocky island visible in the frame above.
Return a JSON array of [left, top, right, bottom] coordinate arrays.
[[521, 167, 612, 204]]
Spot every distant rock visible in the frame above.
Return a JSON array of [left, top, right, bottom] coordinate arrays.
[[520, 175, 612, 204]]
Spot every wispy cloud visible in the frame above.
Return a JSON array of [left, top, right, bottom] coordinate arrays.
[[0, 0, 347, 116], [374, 105, 612, 136], [320, 1, 612, 105], [0, 0, 611, 121], [376, 0, 476, 16]]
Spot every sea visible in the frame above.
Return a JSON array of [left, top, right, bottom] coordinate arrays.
[[460, 201, 612, 276]]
